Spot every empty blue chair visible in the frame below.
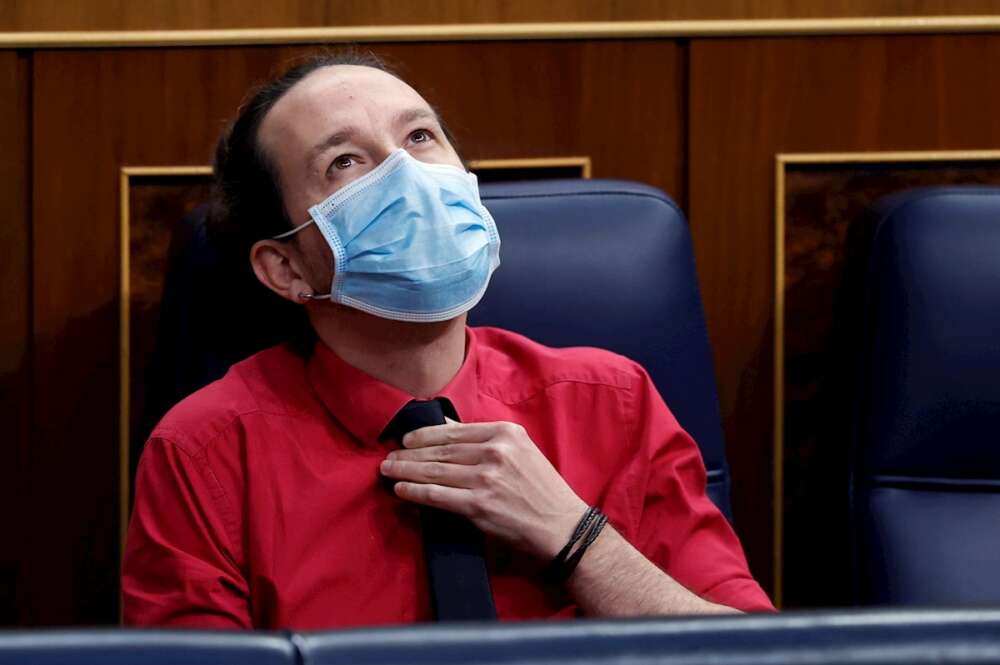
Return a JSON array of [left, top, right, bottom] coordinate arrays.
[[470, 180, 731, 516], [851, 186, 1000, 605]]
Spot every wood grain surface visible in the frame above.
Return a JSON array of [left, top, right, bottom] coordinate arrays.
[[4, 0, 1000, 31], [0, 50, 30, 625]]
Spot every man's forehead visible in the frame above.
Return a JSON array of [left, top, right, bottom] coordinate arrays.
[[258, 64, 434, 162], [270, 65, 429, 125]]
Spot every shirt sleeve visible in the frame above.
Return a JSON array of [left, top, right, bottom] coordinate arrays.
[[122, 435, 252, 627], [627, 365, 775, 612]]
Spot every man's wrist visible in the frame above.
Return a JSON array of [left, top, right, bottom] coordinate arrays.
[[545, 506, 609, 584], [537, 500, 589, 560]]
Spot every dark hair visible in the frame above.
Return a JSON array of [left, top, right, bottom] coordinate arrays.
[[206, 49, 458, 354]]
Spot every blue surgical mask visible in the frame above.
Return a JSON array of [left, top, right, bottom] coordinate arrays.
[[273, 149, 501, 322]]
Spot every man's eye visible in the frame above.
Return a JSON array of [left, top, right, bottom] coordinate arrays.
[[410, 129, 433, 144], [332, 155, 355, 170]]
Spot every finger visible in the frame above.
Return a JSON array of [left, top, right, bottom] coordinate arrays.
[[380, 458, 481, 488], [401, 421, 501, 449], [393, 482, 474, 516], [387, 443, 486, 465]]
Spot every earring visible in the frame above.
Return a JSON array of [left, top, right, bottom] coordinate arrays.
[[298, 292, 314, 302]]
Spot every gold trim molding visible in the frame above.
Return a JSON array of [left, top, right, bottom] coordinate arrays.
[[772, 148, 1000, 609], [120, 166, 213, 177], [7, 16, 1000, 48], [118, 165, 213, 557], [472, 156, 591, 178]]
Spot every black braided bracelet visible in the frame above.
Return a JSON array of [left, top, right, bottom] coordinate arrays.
[[544, 506, 609, 584]]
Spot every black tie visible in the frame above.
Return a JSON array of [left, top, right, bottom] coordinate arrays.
[[383, 399, 497, 621]]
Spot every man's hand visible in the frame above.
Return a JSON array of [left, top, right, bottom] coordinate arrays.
[[380, 420, 746, 616], [379, 421, 588, 560]]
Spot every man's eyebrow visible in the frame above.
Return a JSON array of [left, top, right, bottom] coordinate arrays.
[[306, 127, 358, 168], [394, 107, 440, 127], [305, 109, 439, 169]]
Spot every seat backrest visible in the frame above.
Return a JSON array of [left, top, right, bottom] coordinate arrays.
[[471, 180, 730, 517], [293, 609, 1000, 665], [851, 186, 1000, 604], [4, 611, 1000, 665], [0, 630, 294, 665], [147, 179, 731, 517]]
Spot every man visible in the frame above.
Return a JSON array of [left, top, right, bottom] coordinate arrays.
[[122, 51, 773, 629]]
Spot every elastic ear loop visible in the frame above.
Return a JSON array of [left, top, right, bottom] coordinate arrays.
[[273, 218, 315, 240], [270, 219, 333, 302], [298, 292, 332, 301]]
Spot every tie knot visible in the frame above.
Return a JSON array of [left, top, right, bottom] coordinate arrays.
[[382, 398, 459, 441]]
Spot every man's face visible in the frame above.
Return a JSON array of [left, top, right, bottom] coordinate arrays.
[[257, 64, 464, 288], [260, 63, 463, 227]]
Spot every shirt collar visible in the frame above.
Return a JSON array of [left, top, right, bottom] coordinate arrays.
[[306, 327, 483, 446]]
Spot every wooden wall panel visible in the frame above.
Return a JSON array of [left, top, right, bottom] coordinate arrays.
[[688, 34, 1000, 604], [4, 0, 1000, 31], [25, 40, 683, 624], [16, 26, 1000, 624], [0, 50, 30, 626]]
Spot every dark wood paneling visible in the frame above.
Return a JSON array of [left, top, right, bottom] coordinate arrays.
[[0, 50, 30, 625], [22, 29, 1000, 624], [4, 0, 1000, 31], [689, 34, 1000, 604], [127, 176, 214, 492], [26, 40, 683, 624]]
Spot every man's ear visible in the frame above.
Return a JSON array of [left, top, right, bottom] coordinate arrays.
[[250, 239, 315, 304]]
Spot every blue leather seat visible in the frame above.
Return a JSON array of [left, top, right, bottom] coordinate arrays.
[[0, 630, 294, 665], [471, 180, 730, 517], [851, 186, 1000, 605], [4, 611, 1000, 664], [147, 179, 731, 517], [294, 609, 1000, 665]]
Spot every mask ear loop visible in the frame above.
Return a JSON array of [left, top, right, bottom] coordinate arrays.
[[298, 292, 332, 302], [273, 221, 333, 303], [273, 218, 315, 240]]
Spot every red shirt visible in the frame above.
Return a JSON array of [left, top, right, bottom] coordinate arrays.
[[123, 326, 773, 628]]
